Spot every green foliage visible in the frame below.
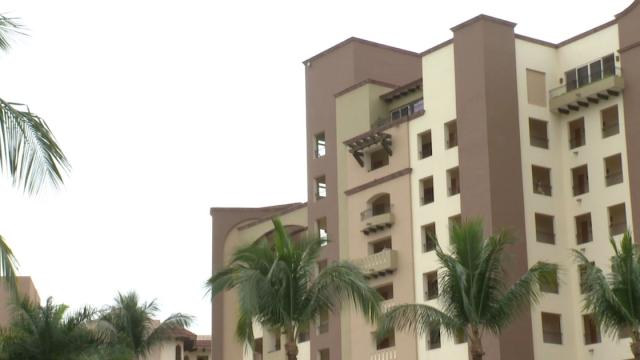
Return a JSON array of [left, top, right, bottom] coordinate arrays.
[[100, 291, 193, 357], [0, 297, 103, 360], [206, 218, 382, 349], [379, 219, 556, 341], [574, 232, 640, 339]]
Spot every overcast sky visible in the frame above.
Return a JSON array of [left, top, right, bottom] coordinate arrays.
[[0, 0, 632, 334]]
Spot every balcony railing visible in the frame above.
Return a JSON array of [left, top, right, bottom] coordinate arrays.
[[602, 123, 620, 137], [550, 66, 624, 114], [543, 330, 563, 345], [533, 183, 552, 196], [352, 249, 398, 279], [530, 135, 549, 149], [573, 183, 589, 196], [421, 192, 435, 205], [361, 205, 394, 235], [420, 144, 433, 159], [370, 349, 397, 360], [605, 171, 623, 186], [577, 230, 593, 245]]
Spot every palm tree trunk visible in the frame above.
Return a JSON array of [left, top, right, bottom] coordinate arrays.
[[632, 331, 640, 360], [285, 341, 298, 360], [469, 327, 484, 360]]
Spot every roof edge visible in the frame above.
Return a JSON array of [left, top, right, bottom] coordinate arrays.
[[237, 202, 308, 231], [556, 19, 618, 47], [334, 79, 397, 98], [303, 37, 419, 64], [420, 39, 453, 56], [616, 0, 640, 18], [451, 14, 517, 32], [210, 202, 302, 215]]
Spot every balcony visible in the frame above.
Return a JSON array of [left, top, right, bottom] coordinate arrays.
[[370, 349, 397, 360], [353, 249, 398, 279], [550, 66, 624, 114], [361, 205, 394, 235]]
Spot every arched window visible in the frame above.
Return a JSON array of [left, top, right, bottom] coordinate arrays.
[[369, 193, 391, 216], [175, 345, 182, 360]]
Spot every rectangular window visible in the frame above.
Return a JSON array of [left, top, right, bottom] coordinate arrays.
[[569, 118, 586, 149], [375, 331, 395, 350], [566, 69, 578, 91], [369, 148, 389, 171], [532, 165, 552, 196], [583, 314, 601, 345], [603, 53, 616, 77], [418, 130, 432, 159], [298, 330, 310, 343], [604, 154, 623, 187], [424, 271, 439, 300], [389, 98, 424, 121], [422, 223, 436, 253], [316, 218, 328, 247], [579, 263, 594, 294], [539, 262, 559, 294], [449, 215, 462, 243], [576, 213, 593, 245], [447, 167, 460, 196], [526, 69, 547, 107], [268, 329, 281, 352], [315, 176, 326, 200], [535, 213, 555, 245], [602, 105, 620, 138], [427, 325, 441, 350], [541, 312, 562, 344], [608, 203, 627, 236], [254, 338, 263, 359], [572, 164, 589, 196], [370, 237, 392, 254], [318, 309, 329, 334], [376, 284, 394, 301], [454, 328, 467, 344], [314, 132, 326, 158], [445, 120, 458, 149], [529, 118, 549, 149], [420, 177, 434, 205], [319, 349, 330, 360]]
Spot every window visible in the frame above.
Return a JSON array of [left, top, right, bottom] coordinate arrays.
[[447, 167, 460, 196], [449, 215, 462, 243], [317, 260, 327, 273], [529, 118, 549, 149], [565, 53, 615, 92], [376, 284, 394, 301], [583, 314, 601, 345], [315, 176, 326, 200], [539, 262, 559, 294], [454, 328, 467, 344], [390, 98, 424, 121], [268, 329, 281, 352], [420, 177, 434, 205], [579, 263, 594, 294], [317, 310, 329, 334], [419, 130, 432, 159], [368, 148, 389, 171], [175, 345, 182, 360], [572, 164, 589, 196], [576, 213, 593, 244], [370, 194, 391, 217], [375, 331, 395, 350], [316, 218, 327, 246], [535, 214, 555, 245], [445, 120, 458, 149], [314, 132, 326, 158], [319, 349, 330, 360], [298, 330, 310, 343], [569, 118, 585, 149], [602, 105, 620, 138], [370, 237, 392, 254], [427, 325, 441, 350], [532, 166, 552, 196], [604, 154, 623, 186], [254, 338, 263, 360], [422, 223, 436, 253], [526, 69, 547, 107], [541, 313, 562, 344], [424, 271, 438, 300], [608, 203, 627, 236]]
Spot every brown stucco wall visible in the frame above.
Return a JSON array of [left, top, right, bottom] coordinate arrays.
[[0, 277, 41, 328], [210, 204, 303, 360], [305, 38, 421, 359], [453, 15, 532, 360], [617, 0, 640, 240]]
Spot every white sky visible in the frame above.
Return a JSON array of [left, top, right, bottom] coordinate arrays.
[[0, 0, 632, 334]]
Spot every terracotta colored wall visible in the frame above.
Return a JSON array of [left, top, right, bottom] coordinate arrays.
[[453, 16, 532, 360]]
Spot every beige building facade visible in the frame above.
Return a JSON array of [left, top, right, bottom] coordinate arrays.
[[211, 2, 640, 359]]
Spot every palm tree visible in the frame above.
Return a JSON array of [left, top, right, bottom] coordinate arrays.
[[0, 14, 70, 290], [378, 219, 556, 360], [0, 297, 102, 359], [100, 291, 193, 359], [574, 232, 640, 359], [206, 218, 382, 360]]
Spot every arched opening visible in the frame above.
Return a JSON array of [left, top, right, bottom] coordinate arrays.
[[257, 224, 307, 244], [175, 345, 182, 360], [369, 193, 391, 217]]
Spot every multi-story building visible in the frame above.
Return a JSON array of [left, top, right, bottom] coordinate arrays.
[[210, 1, 640, 359]]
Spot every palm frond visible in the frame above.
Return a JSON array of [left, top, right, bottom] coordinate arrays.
[[0, 15, 25, 51], [0, 234, 18, 294], [0, 98, 70, 194], [378, 304, 458, 338]]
